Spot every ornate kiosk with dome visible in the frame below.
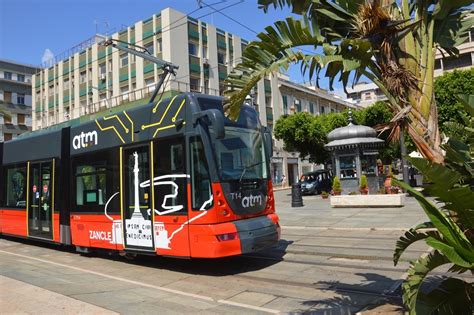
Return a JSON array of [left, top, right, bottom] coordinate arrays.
[[325, 111, 384, 195]]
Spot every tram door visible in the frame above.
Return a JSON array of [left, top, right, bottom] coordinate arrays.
[[122, 138, 189, 256], [123, 145, 155, 251], [28, 161, 54, 239]]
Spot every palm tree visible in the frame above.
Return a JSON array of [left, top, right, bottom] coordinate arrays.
[[224, 0, 473, 164]]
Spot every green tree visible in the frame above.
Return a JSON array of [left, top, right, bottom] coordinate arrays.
[[434, 68, 474, 141], [225, 0, 474, 164], [273, 112, 330, 164], [274, 101, 397, 164]]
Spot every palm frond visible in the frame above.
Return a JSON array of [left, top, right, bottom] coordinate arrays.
[[394, 228, 441, 266], [402, 250, 451, 314]]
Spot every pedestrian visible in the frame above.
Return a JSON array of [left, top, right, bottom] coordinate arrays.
[[281, 174, 287, 188]]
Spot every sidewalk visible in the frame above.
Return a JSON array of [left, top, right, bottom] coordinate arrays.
[[0, 275, 116, 314]]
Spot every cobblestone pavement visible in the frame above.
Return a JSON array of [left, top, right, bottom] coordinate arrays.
[[0, 191, 456, 314]]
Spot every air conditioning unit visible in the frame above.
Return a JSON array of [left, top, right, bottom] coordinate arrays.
[[203, 58, 209, 67], [100, 73, 106, 82]]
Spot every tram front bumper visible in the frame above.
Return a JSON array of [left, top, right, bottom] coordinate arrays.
[[189, 214, 280, 258], [233, 215, 280, 254]]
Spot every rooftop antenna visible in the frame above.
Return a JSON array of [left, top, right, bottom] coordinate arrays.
[[105, 21, 110, 35]]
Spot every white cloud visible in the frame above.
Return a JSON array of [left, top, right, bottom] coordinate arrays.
[[41, 49, 55, 66]]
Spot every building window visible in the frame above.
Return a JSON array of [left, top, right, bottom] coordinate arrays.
[[120, 54, 129, 67], [145, 77, 155, 87], [265, 96, 272, 107], [321, 106, 325, 114], [5, 165, 27, 207], [309, 102, 315, 114], [64, 79, 70, 89], [4, 71, 12, 80], [17, 74, 25, 82], [190, 77, 200, 92], [80, 71, 86, 83], [99, 63, 106, 76], [188, 42, 198, 56], [217, 52, 225, 65], [4, 114, 12, 124], [444, 53, 472, 70], [204, 79, 209, 94], [144, 42, 154, 55], [282, 95, 288, 114], [157, 38, 162, 53], [121, 86, 129, 100], [17, 93, 25, 105], [202, 45, 208, 59], [294, 99, 301, 112], [4, 133, 13, 141], [4, 91, 11, 103], [17, 113, 25, 125]]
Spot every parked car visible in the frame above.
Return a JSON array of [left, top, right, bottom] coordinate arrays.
[[300, 170, 332, 195]]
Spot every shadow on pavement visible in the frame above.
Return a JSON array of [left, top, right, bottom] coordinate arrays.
[[1, 235, 293, 277], [293, 272, 404, 314]]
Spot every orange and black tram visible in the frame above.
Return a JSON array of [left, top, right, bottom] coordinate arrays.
[[0, 93, 280, 258]]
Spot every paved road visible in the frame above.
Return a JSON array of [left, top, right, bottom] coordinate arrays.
[[0, 191, 440, 314]]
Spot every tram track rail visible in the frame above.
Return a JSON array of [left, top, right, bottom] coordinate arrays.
[[240, 252, 474, 281]]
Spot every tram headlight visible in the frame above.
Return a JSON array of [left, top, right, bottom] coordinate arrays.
[[216, 232, 238, 241]]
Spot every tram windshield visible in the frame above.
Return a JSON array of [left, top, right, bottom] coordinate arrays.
[[197, 98, 269, 182], [215, 126, 267, 181]]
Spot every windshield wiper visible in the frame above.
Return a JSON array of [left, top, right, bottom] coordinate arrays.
[[239, 161, 265, 183]]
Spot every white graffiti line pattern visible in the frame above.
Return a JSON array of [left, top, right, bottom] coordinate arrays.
[[139, 174, 190, 215], [168, 194, 213, 242], [104, 192, 120, 221]]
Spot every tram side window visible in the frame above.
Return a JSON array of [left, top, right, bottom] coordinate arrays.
[[190, 137, 212, 210], [154, 138, 187, 215], [75, 164, 107, 207], [5, 165, 27, 208]]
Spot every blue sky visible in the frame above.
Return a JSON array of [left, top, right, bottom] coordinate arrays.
[[0, 0, 341, 93]]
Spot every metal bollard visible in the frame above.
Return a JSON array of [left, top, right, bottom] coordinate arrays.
[[291, 182, 304, 207]]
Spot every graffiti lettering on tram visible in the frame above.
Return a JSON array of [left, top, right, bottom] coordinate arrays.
[[89, 230, 112, 241]]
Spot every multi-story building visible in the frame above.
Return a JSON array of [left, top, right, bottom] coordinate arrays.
[[32, 7, 355, 186], [347, 28, 474, 107], [0, 59, 37, 141], [32, 8, 251, 130]]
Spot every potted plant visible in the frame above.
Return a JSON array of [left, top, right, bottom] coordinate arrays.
[[384, 166, 393, 194], [321, 191, 329, 199], [359, 175, 369, 195], [332, 177, 342, 195]]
